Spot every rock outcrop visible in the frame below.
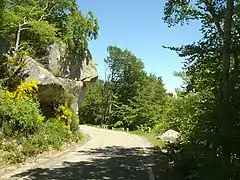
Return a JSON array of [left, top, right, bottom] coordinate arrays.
[[24, 42, 98, 116], [43, 43, 97, 82]]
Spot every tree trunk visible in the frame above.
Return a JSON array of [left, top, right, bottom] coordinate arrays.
[[217, 0, 235, 178], [13, 23, 21, 56]]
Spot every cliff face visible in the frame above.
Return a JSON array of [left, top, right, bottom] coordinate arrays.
[[23, 42, 98, 116]]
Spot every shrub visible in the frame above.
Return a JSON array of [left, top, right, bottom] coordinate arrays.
[[4, 148, 26, 164], [0, 80, 82, 164], [0, 53, 29, 91], [114, 120, 123, 128], [70, 114, 80, 132], [154, 92, 218, 179], [154, 121, 168, 134], [0, 79, 43, 137], [22, 119, 70, 155], [0, 95, 43, 137], [4, 79, 38, 100], [154, 93, 203, 139], [63, 91, 75, 109], [1, 118, 82, 164], [56, 105, 73, 126]]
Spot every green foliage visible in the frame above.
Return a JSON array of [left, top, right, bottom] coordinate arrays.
[[102, 46, 167, 130], [57, 91, 80, 132], [0, 80, 82, 164], [70, 114, 80, 132], [131, 74, 166, 129], [162, 0, 240, 179], [0, 0, 99, 59], [155, 92, 214, 138], [0, 90, 43, 137], [0, 52, 29, 91], [0, 139, 26, 164], [1, 98, 42, 136], [56, 105, 73, 126], [54, 68, 62, 77], [79, 81, 103, 125], [62, 90, 75, 110], [0, 118, 82, 164], [105, 45, 146, 105], [25, 118, 72, 151], [80, 46, 167, 131]]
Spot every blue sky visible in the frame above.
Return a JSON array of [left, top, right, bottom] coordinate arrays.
[[78, 0, 202, 93]]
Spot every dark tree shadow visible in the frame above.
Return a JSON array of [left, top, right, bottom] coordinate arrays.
[[11, 146, 182, 180]]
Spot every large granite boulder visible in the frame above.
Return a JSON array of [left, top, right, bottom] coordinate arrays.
[[24, 41, 98, 116], [156, 129, 180, 144], [25, 57, 65, 104], [43, 42, 98, 83], [44, 43, 64, 75], [80, 59, 98, 83]]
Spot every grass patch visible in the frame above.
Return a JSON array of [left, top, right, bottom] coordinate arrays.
[[132, 130, 164, 148], [0, 119, 83, 164]]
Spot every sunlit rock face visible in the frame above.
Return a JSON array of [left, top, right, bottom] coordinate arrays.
[[24, 42, 98, 116]]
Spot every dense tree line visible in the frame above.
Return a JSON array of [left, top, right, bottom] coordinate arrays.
[[160, 0, 240, 179], [80, 45, 167, 130], [0, 0, 98, 58], [80, 0, 240, 179]]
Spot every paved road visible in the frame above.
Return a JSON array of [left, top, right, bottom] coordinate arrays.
[[2, 125, 157, 180]]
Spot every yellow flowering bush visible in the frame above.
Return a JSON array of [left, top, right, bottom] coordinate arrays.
[[56, 105, 73, 125], [0, 79, 43, 136], [0, 81, 83, 164], [4, 79, 38, 100]]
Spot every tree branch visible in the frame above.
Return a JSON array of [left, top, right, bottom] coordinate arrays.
[[18, 46, 25, 52], [12, 4, 38, 56], [20, 27, 30, 31], [13, 23, 22, 56], [202, 0, 224, 38], [18, 42, 27, 48], [22, 5, 37, 25], [29, 5, 37, 15], [38, 2, 55, 22]]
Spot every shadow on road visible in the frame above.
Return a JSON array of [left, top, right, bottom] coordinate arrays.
[[11, 146, 181, 180]]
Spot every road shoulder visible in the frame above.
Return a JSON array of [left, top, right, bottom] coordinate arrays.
[[0, 133, 89, 179]]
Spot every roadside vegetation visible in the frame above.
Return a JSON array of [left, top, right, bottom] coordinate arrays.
[[0, 79, 82, 164], [1, 0, 240, 179], [0, 0, 98, 165], [79, 1, 240, 179]]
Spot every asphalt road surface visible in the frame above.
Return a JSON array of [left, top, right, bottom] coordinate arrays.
[[1, 125, 159, 180]]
